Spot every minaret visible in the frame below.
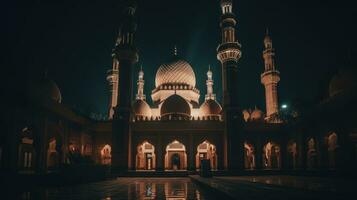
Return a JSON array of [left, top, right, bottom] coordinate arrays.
[[136, 66, 146, 100], [216, 0, 243, 170], [112, 0, 139, 172], [217, 0, 242, 106], [107, 56, 119, 119], [205, 66, 216, 100], [261, 30, 280, 119]]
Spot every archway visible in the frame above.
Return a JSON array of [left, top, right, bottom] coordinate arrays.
[[101, 144, 112, 165], [136, 141, 156, 170], [165, 140, 187, 170], [307, 138, 318, 169], [263, 142, 281, 169], [195, 141, 218, 170], [327, 132, 338, 169], [47, 138, 59, 169], [244, 142, 255, 170], [287, 141, 297, 169]]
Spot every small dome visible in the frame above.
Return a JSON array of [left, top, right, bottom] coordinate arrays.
[[161, 94, 191, 117], [251, 108, 264, 121], [200, 99, 222, 116], [29, 77, 62, 103], [132, 100, 151, 117], [242, 110, 250, 122], [329, 67, 357, 97], [155, 57, 196, 88]]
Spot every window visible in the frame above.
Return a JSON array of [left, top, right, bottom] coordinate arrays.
[[24, 152, 28, 168]]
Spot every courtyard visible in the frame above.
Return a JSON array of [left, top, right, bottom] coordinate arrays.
[[3, 175, 355, 200]]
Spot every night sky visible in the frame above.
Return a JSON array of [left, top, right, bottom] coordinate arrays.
[[3, 0, 357, 116]]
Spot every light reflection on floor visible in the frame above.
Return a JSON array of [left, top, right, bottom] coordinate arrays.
[[18, 178, 216, 200], [218, 176, 347, 192]]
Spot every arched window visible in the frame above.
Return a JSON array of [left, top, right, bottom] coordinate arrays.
[[101, 144, 112, 165], [136, 141, 156, 170], [165, 140, 187, 170], [47, 139, 59, 169], [287, 141, 297, 169], [327, 132, 338, 169], [263, 142, 281, 169], [307, 138, 318, 169], [244, 142, 255, 170], [195, 141, 218, 170]]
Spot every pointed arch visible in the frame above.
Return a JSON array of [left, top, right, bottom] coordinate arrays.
[[307, 138, 318, 169], [263, 141, 281, 169], [287, 140, 297, 169], [100, 144, 112, 165], [136, 141, 156, 170], [327, 132, 338, 169], [195, 140, 218, 170], [165, 140, 187, 170], [244, 142, 255, 170], [47, 138, 59, 169]]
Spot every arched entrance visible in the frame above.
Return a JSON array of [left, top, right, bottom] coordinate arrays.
[[263, 142, 281, 169], [307, 138, 318, 169], [165, 140, 187, 170], [287, 141, 297, 169], [136, 141, 156, 170], [327, 132, 338, 169], [244, 142, 255, 170], [195, 141, 218, 170], [47, 138, 59, 169], [100, 144, 112, 165]]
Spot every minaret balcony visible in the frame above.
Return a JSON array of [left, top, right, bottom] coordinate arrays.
[[261, 70, 280, 84], [217, 43, 242, 63], [106, 70, 118, 82]]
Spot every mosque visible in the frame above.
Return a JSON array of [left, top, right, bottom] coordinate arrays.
[[1, 0, 357, 175]]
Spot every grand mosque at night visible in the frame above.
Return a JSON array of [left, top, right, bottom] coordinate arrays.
[[2, 0, 356, 177]]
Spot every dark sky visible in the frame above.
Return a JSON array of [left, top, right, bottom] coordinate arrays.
[[3, 0, 357, 116]]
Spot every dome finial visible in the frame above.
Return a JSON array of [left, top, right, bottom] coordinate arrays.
[[266, 27, 269, 36]]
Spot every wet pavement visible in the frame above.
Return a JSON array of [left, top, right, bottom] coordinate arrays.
[[3, 176, 355, 200], [218, 175, 348, 192], [10, 178, 223, 200], [191, 175, 355, 200]]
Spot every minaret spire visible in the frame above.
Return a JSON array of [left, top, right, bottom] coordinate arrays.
[[205, 65, 216, 100], [136, 65, 146, 100], [217, 0, 243, 170], [261, 30, 281, 119], [111, 0, 139, 171]]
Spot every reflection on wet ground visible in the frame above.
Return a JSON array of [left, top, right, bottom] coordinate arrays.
[[218, 176, 352, 192], [15, 178, 219, 200]]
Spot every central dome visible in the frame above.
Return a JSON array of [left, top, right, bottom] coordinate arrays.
[[155, 57, 196, 88], [161, 94, 191, 117]]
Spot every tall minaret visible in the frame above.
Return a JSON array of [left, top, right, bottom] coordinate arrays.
[[112, 0, 139, 172], [216, 0, 243, 170], [136, 66, 145, 100], [107, 55, 119, 119], [261, 30, 280, 119], [205, 66, 216, 100]]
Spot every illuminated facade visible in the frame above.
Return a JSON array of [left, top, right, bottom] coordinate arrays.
[[2, 0, 357, 175]]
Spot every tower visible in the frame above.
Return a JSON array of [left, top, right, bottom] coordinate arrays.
[[111, 0, 139, 171], [205, 66, 216, 100], [261, 30, 280, 120], [136, 66, 145, 100], [107, 56, 119, 119], [216, 0, 244, 170]]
